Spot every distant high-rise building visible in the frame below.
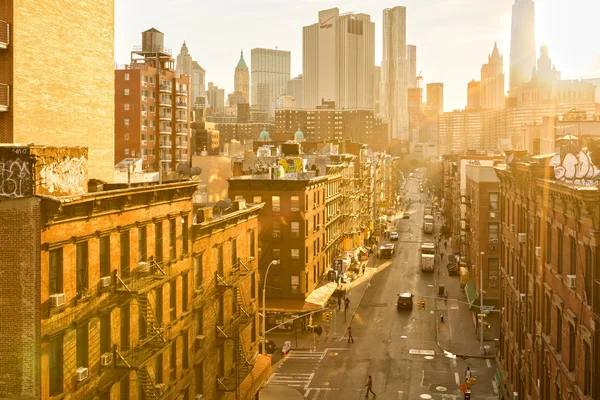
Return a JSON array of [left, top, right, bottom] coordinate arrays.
[[426, 83, 444, 115], [207, 82, 225, 114], [286, 75, 304, 109], [531, 45, 560, 82], [467, 79, 481, 110], [234, 50, 250, 104], [251, 48, 290, 116], [0, 0, 115, 182], [480, 42, 505, 109], [303, 8, 375, 109], [374, 66, 381, 116], [381, 6, 409, 140], [407, 45, 417, 88], [509, 0, 536, 89], [176, 42, 206, 108]]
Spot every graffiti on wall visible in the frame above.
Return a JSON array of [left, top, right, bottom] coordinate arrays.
[[0, 158, 33, 198], [39, 156, 88, 194]]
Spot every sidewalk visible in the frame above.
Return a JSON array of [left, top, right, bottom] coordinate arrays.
[[433, 218, 500, 359]]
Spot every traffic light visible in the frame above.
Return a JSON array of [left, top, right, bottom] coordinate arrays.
[[418, 300, 426, 310], [324, 312, 331, 323]]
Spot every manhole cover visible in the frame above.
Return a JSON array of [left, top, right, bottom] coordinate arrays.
[[424, 356, 434, 360], [321, 381, 330, 386], [419, 395, 432, 399], [400, 335, 408, 339], [436, 386, 447, 392]]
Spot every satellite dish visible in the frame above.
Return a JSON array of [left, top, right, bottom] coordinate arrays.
[[225, 198, 232, 205], [190, 167, 202, 176], [214, 200, 231, 215], [176, 164, 191, 176]]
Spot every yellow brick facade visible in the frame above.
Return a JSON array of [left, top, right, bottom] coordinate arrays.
[[11, 0, 115, 182]]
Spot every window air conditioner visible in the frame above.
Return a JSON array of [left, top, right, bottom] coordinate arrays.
[[566, 275, 576, 289], [138, 261, 149, 273], [50, 293, 66, 308], [100, 352, 113, 366], [535, 247, 541, 258], [490, 239, 499, 244], [99, 276, 111, 288], [75, 367, 89, 382], [510, 224, 515, 233], [196, 335, 206, 349], [518, 233, 526, 243], [291, 208, 299, 212]]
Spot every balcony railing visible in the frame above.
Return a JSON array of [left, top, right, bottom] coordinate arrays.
[[159, 84, 171, 92], [160, 142, 172, 149], [159, 113, 172, 120], [0, 84, 8, 112], [176, 102, 187, 109], [0, 21, 8, 49]]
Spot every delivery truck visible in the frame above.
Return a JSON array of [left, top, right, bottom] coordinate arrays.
[[420, 242, 436, 272], [423, 215, 434, 234]]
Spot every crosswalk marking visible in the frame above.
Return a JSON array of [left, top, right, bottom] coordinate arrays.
[[268, 372, 313, 388], [304, 388, 339, 399]]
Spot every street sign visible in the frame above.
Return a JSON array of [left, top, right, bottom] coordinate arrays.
[[481, 305, 494, 311]]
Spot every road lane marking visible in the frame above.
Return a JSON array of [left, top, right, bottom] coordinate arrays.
[[492, 380, 499, 394], [409, 349, 435, 355], [486, 358, 492, 368], [452, 357, 457, 367], [455, 372, 460, 385], [398, 390, 404, 400]]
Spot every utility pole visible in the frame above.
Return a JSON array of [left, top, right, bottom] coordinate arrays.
[[479, 251, 485, 355], [333, 306, 337, 338]]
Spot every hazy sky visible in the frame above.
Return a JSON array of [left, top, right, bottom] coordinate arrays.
[[115, 0, 600, 112]]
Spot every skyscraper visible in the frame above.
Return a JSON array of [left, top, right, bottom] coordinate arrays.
[[234, 50, 250, 104], [191, 61, 206, 107], [426, 83, 444, 115], [381, 6, 408, 140], [480, 42, 505, 109], [374, 66, 381, 116], [407, 45, 417, 88], [509, 0, 536, 89], [467, 79, 481, 110], [303, 8, 375, 110], [251, 48, 290, 116], [176, 42, 206, 108], [287, 75, 304, 109]]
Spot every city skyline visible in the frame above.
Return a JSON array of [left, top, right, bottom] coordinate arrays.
[[115, 0, 600, 112]]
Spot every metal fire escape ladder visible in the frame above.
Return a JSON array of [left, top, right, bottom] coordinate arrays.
[[137, 365, 162, 400]]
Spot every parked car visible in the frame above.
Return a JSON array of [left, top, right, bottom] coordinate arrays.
[[403, 212, 410, 219], [446, 262, 459, 276], [390, 231, 399, 241]]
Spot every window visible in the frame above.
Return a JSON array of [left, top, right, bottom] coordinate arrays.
[[195, 361, 204, 396], [124, 88, 129, 96], [120, 231, 130, 279], [155, 222, 163, 262], [139, 296, 147, 338], [569, 237, 576, 275], [291, 248, 300, 259], [272, 195, 280, 212], [253, 196, 261, 203], [76, 242, 89, 295], [231, 238, 237, 266], [124, 103, 130, 110], [100, 312, 111, 354], [76, 323, 88, 368], [273, 248, 280, 260], [217, 343, 225, 376], [273, 221, 280, 236], [488, 223, 499, 241], [251, 319, 257, 343], [99, 236, 110, 277], [305, 220, 309, 237], [488, 258, 499, 287], [138, 226, 147, 262], [120, 303, 130, 349], [568, 323, 576, 371], [169, 219, 176, 260], [170, 280, 177, 321], [557, 229, 563, 274], [291, 222, 300, 238], [155, 355, 163, 383], [217, 246, 223, 275], [489, 193, 499, 211], [291, 276, 300, 294], [250, 230, 256, 258], [49, 248, 63, 295], [251, 271, 256, 299], [306, 246, 309, 261], [170, 342, 177, 380], [156, 286, 163, 325], [291, 195, 300, 210], [556, 308, 562, 352], [49, 336, 63, 396], [546, 222, 552, 261], [195, 307, 204, 335], [585, 246, 592, 300], [124, 118, 129, 126], [182, 330, 189, 370], [150, 105, 155, 113], [182, 216, 188, 255], [182, 273, 188, 312], [194, 254, 203, 289], [584, 341, 592, 395], [545, 294, 551, 335], [124, 73, 129, 81]]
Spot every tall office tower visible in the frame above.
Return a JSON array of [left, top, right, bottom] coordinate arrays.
[[374, 66, 381, 116], [426, 83, 444, 115], [303, 8, 375, 109], [509, 0, 536, 89], [381, 6, 409, 140], [207, 82, 225, 114], [407, 45, 417, 88], [467, 79, 481, 110], [115, 28, 191, 172], [251, 48, 291, 116], [287, 75, 304, 109], [234, 50, 250, 104], [531, 45, 560, 82], [0, 0, 115, 182], [176, 42, 206, 108], [480, 42, 505, 109]]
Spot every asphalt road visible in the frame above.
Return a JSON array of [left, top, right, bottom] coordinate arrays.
[[266, 173, 499, 400]]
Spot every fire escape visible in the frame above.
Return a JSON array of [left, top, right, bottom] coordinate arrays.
[[460, 194, 471, 264], [113, 260, 172, 399], [215, 258, 256, 396]]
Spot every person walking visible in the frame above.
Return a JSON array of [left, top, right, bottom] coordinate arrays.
[[362, 263, 366, 275], [337, 296, 342, 311], [444, 240, 448, 250], [324, 324, 330, 339], [344, 296, 350, 311], [364, 375, 376, 397], [347, 326, 355, 343], [465, 367, 473, 385]]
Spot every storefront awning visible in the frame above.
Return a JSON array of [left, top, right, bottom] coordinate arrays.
[[262, 283, 338, 314], [465, 279, 479, 311], [224, 355, 272, 400], [304, 282, 338, 309]]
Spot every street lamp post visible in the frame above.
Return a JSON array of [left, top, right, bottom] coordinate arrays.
[[479, 251, 485, 355], [262, 260, 280, 356]]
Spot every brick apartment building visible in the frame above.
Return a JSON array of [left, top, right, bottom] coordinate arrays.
[[115, 28, 191, 173], [0, 0, 115, 182], [0, 145, 268, 400], [495, 152, 599, 399]]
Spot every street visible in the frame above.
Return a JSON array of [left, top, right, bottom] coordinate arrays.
[[265, 172, 500, 399]]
